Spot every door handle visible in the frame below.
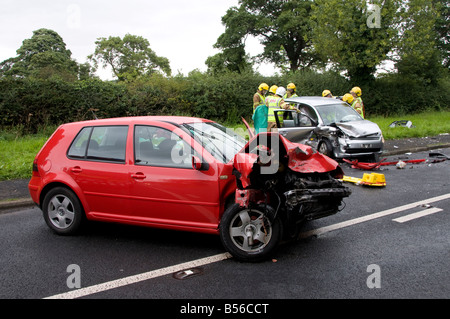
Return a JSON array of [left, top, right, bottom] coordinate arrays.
[[131, 173, 146, 180], [70, 166, 82, 174]]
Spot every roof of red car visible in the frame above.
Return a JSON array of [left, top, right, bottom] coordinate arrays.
[[61, 116, 213, 127]]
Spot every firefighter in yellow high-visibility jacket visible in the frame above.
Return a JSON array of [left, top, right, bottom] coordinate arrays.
[[253, 83, 269, 115], [350, 86, 365, 118], [266, 87, 295, 131], [343, 93, 364, 119]]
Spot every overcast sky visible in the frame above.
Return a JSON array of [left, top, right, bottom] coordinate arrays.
[[0, 0, 273, 79]]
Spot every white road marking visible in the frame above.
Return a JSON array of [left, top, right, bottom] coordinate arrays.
[[299, 193, 450, 238], [393, 207, 443, 223], [43, 193, 450, 299], [44, 252, 232, 299]]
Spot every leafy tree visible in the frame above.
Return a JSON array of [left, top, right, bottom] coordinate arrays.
[[395, 0, 444, 85], [210, 0, 316, 74], [0, 28, 79, 80], [88, 34, 171, 81], [434, 0, 450, 69], [311, 0, 401, 83], [205, 47, 253, 75]]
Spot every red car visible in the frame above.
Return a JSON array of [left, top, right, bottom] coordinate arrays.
[[29, 116, 350, 261]]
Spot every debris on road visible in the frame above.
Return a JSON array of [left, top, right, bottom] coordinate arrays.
[[389, 120, 415, 128], [343, 158, 427, 171], [396, 160, 407, 169], [341, 173, 386, 187]]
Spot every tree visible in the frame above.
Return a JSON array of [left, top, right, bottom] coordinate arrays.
[[210, 0, 316, 73], [0, 28, 79, 80], [311, 0, 401, 83], [434, 0, 449, 69], [395, 0, 444, 85], [205, 47, 253, 75], [89, 34, 171, 81]]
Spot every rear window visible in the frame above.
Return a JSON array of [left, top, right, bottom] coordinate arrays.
[[67, 126, 128, 163]]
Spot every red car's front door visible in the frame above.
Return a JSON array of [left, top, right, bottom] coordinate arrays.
[[127, 123, 221, 233]]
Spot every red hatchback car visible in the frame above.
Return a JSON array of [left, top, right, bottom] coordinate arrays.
[[29, 116, 350, 261]]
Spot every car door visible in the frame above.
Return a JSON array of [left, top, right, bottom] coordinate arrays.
[[66, 125, 131, 217], [275, 106, 318, 145], [128, 123, 221, 232]]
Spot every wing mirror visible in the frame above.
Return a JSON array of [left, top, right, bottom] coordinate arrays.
[[192, 156, 209, 171]]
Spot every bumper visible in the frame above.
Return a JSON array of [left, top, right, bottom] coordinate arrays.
[[28, 176, 42, 206], [334, 138, 384, 158]]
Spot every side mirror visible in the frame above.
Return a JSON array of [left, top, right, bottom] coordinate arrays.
[[192, 156, 209, 171]]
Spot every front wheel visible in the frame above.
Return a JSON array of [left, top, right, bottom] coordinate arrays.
[[318, 139, 334, 158], [219, 204, 283, 262]]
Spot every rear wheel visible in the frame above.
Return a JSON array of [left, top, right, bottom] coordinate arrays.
[[42, 187, 84, 235], [219, 204, 282, 262]]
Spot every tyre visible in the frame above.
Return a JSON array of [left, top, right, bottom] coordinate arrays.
[[42, 187, 84, 235], [318, 139, 334, 158], [219, 204, 283, 262]]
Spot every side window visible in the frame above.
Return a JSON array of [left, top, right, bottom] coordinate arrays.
[[67, 126, 128, 163], [134, 125, 198, 169], [67, 127, 92, 158], [298, 105, 318, 127]]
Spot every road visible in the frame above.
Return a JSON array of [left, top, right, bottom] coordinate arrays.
[[0, 148, 449, 308]]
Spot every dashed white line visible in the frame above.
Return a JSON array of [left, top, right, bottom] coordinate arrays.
[[299, 193, 450, 238], [393, 207, 443, 223]]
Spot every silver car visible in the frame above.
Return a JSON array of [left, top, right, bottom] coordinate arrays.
[[274, 97, 384, 161]]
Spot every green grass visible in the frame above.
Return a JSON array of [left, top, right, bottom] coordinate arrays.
[[0, 135, 48, 181], [368, 111, 450, 140], [1, 111, 449, 181]]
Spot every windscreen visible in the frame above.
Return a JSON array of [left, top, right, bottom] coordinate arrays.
[[183, 122, 246, 163], [316, 103, 363, 126]]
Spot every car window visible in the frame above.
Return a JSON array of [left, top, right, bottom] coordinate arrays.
[[67, 127, 92, 158], [316, 103, 363, 125], [299, 105, 318, 123], [67, 126, 128, 163], [182, 122, 246, 163], [134, 125, 199, 169]]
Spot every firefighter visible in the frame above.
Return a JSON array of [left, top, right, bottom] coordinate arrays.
[[343, 93, 364, 118], [322, 90, 333, 98], [253, 83, 269, 115], [350, 86, 365, 118], [266, 87, 294, 131], [268, 85, 278, 97], [284, 83, 298, 99]]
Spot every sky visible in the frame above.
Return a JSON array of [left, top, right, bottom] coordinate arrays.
[[0, 0, 274, 79]]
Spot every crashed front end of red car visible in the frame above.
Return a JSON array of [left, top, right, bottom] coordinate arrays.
[[233, 132, 351, 224]]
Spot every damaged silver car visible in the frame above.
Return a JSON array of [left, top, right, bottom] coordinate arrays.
[[275, 97, 384, 161]]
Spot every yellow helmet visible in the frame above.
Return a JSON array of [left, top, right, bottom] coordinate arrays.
[[322, 90, 332, 97], [259, 83, 269, 91], [343, 93, 354, 104], [351, 86, 362, 97], [269, 85, 278, 94], [287, 83, 296, 91]]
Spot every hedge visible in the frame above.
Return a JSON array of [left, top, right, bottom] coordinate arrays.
[[1, 71, 448, 133]]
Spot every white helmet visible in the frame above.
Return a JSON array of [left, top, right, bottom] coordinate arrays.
[[276, 86, 286, 97]]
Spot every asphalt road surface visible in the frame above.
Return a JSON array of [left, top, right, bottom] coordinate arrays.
[[0, 148, 448, 310]]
